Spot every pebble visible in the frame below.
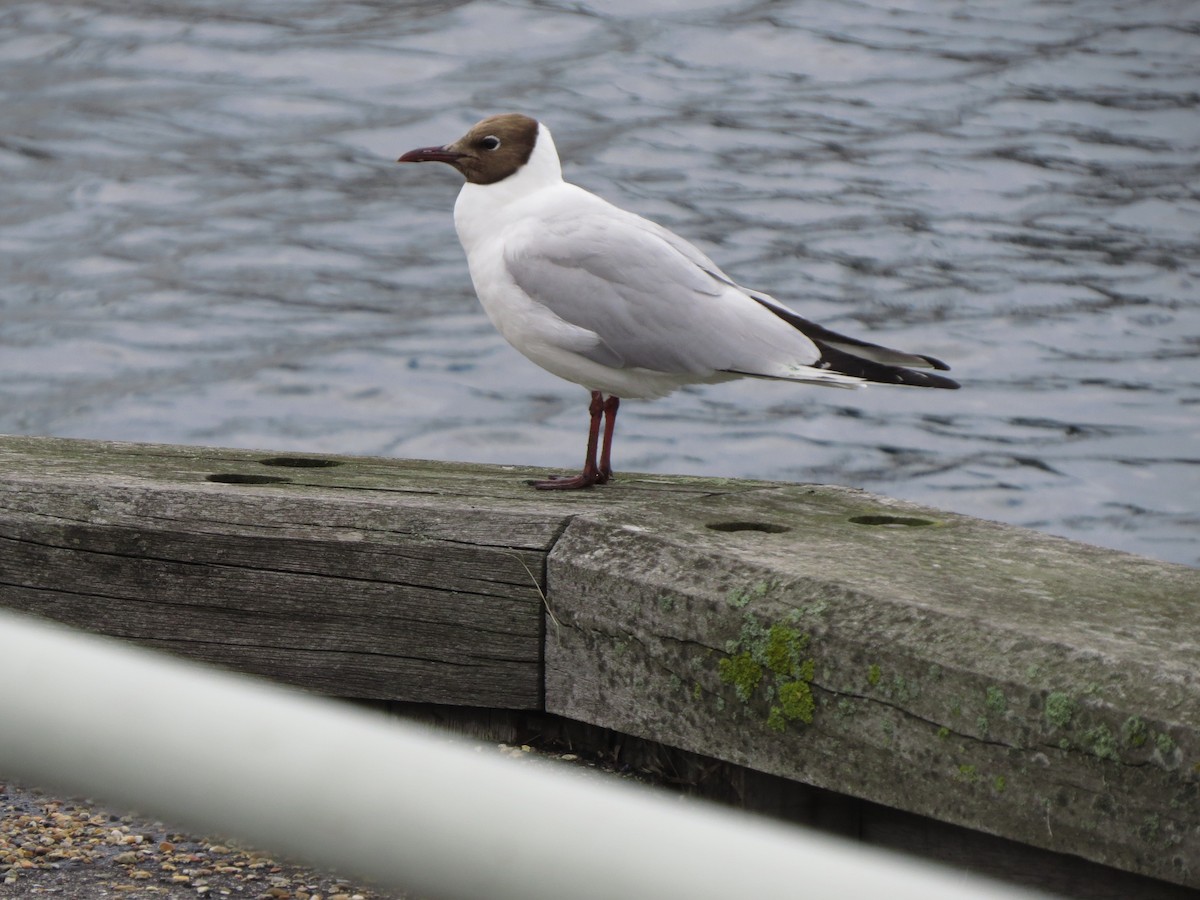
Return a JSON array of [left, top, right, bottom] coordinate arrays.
[[0, 782, 402, 899]]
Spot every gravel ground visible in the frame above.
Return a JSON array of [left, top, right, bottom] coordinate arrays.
[[0, 781, 400, 900], [2, 743, 635, 900]]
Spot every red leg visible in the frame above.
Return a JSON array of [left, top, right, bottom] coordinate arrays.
[[597, 395, 619, 483], [531, 391, 606, 490]]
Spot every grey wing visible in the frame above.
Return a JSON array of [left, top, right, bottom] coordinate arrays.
[[503, 212, 814, 375]]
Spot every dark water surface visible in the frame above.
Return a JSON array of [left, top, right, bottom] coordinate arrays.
[[2, 0, 1198, 565]]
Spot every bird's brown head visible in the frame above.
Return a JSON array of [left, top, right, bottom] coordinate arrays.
[[397, 113, 540, 186]]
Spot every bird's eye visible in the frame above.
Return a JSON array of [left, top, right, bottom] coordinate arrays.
[[479, 135, 501, 151]]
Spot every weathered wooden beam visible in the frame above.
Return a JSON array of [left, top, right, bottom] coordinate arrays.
[[0, 435, 574, 707], [544, 485, 1200, 890], [1, 434, 1197, 890]]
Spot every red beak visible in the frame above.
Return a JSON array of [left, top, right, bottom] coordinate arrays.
[[397, 145, 464, 164]]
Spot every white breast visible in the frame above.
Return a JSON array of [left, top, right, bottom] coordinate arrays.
[[450, 130, 694, 398]]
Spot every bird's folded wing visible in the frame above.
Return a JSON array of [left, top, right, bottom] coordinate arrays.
[[503, 212, 820, 376]]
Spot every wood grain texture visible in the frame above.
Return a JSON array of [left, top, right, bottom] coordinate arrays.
[[0, 436, 582, 708]]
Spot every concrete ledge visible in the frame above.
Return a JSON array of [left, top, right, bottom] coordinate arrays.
[[1, 434, 1196, 890]]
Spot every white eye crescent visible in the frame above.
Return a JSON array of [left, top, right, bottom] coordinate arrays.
[[479, 135, 501, 151]]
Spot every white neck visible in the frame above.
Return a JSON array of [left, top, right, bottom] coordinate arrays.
[[454, 122, 564, 252]]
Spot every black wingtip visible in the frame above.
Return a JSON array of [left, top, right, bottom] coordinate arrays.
[[748, 296, 956, 375], [816, 342, 960, 389]]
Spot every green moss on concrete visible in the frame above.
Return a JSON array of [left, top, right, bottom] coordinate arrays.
[[1083, 724, 1118, 761], [726, 581, 772, 609], [867, 664, 882, 687], [993, 775, 1007, 793], [777, 680, 815, 724], [717, 611, 817, 733], [986, 686, 1007, 714], [764, 623, 810, 678], [1122, 715, 1148, 748], [718, 652, 762, 703], [1045, 692, 1075, 729], [937, 726, 951, 740]]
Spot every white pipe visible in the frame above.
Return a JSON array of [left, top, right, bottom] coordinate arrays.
[[0, 611, 1052, 900]]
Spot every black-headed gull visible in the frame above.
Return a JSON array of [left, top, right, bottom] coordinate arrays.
[[398, 113, 959, 490]]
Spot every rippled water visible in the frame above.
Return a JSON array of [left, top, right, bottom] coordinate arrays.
[[2, 0, 1198, 566]]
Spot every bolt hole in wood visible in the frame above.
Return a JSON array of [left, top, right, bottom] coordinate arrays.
[[205, 473, 293, 485], [259, 457, 342, 468], [849, 515, 936, 527], [706, 521, 791, 534]]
